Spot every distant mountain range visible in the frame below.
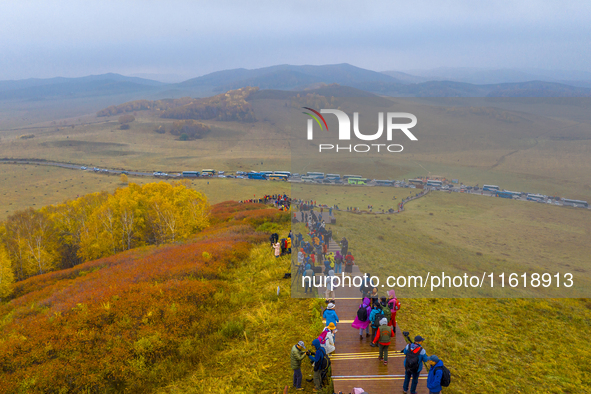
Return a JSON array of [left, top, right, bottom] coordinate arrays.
[[1, 64, 591, 101]]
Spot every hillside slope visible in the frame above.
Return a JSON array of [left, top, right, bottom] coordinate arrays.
[[0, 201, 318, 393]]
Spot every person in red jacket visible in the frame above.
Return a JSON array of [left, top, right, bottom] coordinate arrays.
[[387, 290, 401, 333], [372, 317, 392, 365]]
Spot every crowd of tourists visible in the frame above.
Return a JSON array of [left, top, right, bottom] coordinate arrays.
[[289, 207, 450, 394]]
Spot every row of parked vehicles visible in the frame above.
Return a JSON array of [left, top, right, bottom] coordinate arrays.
[[81, 165, 589, 208]]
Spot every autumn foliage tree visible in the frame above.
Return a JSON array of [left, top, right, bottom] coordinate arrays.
[[169, 120, 210, 140], [0, 183, 210, 282], [0, 244, 14, 300]]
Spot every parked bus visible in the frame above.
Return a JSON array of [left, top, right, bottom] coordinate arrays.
[[375, 180, 394, 186], [268, 174, 289, 181], [502, 190, 521, 197], [495, 191, 514, 199], [348, 177, 367, 185], [182, 171, 200, 177], [306, 172, 324, 179], [482, 185, 500, 192], [247, 172, 267, 180], [201, 169, 216, 176], [527, 194, 545, 202], [301, 176, 316, 183], [343, 174, 362, 180], [259, 171, 274, 175], [426, 180, 443, 187], [408, 179, 424, 185], [325, 173, 341, 179], [273, 171, 291, 177], [562, 198, 589, 208]]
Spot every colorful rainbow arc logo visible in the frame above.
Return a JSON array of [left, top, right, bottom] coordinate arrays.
[[302, 107, 329, 132]]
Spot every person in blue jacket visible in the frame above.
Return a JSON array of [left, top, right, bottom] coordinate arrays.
[[403, 335, 429, 394], [308, 338, 326, 392], [427, 355, 444, 393], [323, 302, 339, 339]]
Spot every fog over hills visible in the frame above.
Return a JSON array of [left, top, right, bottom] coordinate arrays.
[[1, 64, 591, 102]]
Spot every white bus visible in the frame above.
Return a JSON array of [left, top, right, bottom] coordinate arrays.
[[482, 185, 500, 192], [273, 171, 291, 177], [306, 172, 324, 178], [325, 173, 341, 179], [527, 194, 545, 202], [562, 198, 589, 208], [426, 180, 443, 187]]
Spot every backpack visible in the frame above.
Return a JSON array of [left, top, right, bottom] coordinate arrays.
[[372, 312, 385, 328], [435, 365, 451, 387], [357, 306, 368, 322], [405, 345, 422, 373], [382, 304, 392, 321], [317, 329, 328, 345], [388, 298, 401, 312]]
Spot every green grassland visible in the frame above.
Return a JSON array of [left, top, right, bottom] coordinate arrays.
[[292, 188, 591, 392], [292, 186, 591, 297]]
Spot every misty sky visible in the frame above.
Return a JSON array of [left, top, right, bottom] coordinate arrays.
[[1, 0, 590, 81]]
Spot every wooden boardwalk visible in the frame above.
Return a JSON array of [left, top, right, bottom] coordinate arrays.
[[297, 212, 429, 394]]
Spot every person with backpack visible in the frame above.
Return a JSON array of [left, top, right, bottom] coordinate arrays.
[[372, 317, 392, 365], [322, 322, 336, 355], [368, 302, 384, 347], [426, 355, 450, 393], [308, 338, 328, 392], [290, 341, 307, 391], [403, 335, 429, 394], [333, 251, 343, 274], [344, 252, 355, 273], [387, 290, 401, 333], [351, 297, 371, 340]]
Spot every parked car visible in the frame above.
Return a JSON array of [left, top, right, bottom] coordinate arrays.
[[80, 166, 87, 170]]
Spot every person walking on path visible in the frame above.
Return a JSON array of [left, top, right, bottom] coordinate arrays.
[[333, 251, 343, 274], [426, 355, 446, 394], [368, 301, 384, 347], [387, 290, 401, 333], [325, 270, 336, 300], [403, 335, 429, 394], [323, 302, 339, 327], [340, 237, 348, 256], [372, 317, 392, 365], [304, 264, 314, 294], [351, 297, 372, 340], [290, 341, 307, 391], [322, 322, 336, 355]]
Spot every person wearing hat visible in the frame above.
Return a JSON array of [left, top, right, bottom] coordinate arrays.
[[290, 341, 307, 390], [427, 355, 445, 393], [403, 335, 429, 394], [322, 322, 336, 355], [372, 317, 392, 365], [323, 302, 339, 331]]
